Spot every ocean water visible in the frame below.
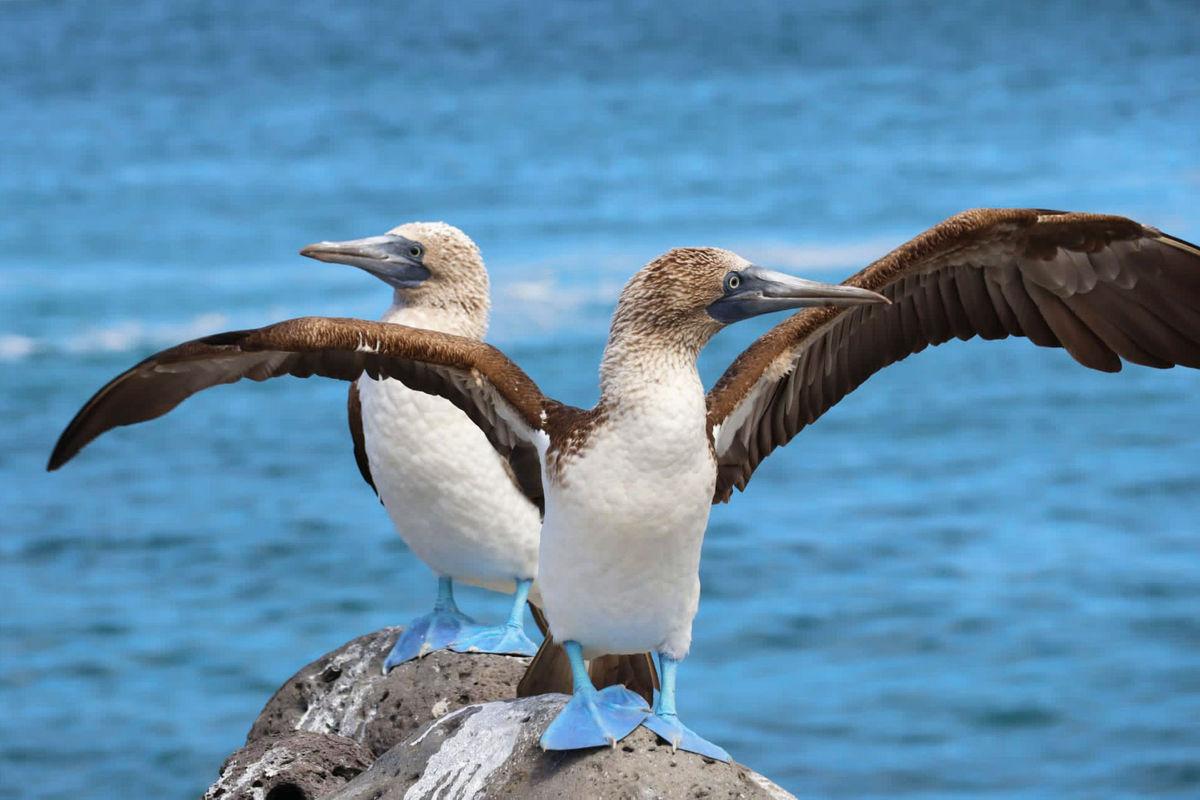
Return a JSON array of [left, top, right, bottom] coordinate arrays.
[[2, 0, 1199, 797]]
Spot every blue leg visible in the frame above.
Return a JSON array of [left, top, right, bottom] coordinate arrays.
[[641, 653, 731, 761], [382, 577, 485, 673], [539, 641, 651, 750], [449, 578, 539, 656]]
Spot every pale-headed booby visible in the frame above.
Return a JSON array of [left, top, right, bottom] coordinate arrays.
[[297, 221, 542, 667], [50, 221, 542, 665], [45, 209, 1200, 760]]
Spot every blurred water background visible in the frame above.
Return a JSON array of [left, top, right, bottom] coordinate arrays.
[[3, 0, 1199, 797]]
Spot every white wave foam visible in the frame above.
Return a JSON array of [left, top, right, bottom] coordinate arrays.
[[491, 277, 624, 340], [63, 312, 232, 355], [0, 312, 233, 363], [734, 239, 898, 274], [0, 335, 36, 361]]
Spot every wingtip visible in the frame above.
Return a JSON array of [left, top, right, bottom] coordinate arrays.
[[46, 446, 67, 472], [47, 431, 81, 472]]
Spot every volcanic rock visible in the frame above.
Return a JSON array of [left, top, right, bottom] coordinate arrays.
[[201, 731, 373, 800], [246, 627, 531, 757], [327, 695, 796, 800]]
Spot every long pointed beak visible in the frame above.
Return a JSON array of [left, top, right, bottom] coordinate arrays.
[[707, 265, 889, 323], [299, 234, 430, 290]]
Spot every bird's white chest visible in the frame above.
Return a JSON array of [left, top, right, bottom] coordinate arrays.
[[355, 304, 540, 588], [538, 377, 715, 659]]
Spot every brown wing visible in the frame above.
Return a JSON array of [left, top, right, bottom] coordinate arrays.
[[346, 381, 377, 496], [707, 208, 1200, 502], [48, 318, 568, 491]]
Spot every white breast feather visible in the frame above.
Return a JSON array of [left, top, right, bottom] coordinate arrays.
[[537, 367, 714, 660], [358, 305, 541, 593]]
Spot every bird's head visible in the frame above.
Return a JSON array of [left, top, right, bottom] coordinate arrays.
[[609, 247, 888, 353], [299, 221, 489, 324]]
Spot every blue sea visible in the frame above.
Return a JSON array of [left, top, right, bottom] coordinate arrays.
[[2, 1, 1199, 797]]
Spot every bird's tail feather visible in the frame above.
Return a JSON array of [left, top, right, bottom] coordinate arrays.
[[588, 652, 659, 705], [519, 602, 659, 704]]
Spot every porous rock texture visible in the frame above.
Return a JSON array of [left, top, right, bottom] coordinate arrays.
[[327, 695, 797, 800], [205, 629, 797, 799], [201, 731, 373, 800], [246, 627, 531, 757]]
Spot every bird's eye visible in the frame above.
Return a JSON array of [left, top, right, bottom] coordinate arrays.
[[724, 272, 742, 291], [408, 245, 423, 258]]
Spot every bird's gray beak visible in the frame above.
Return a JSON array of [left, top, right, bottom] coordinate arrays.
[[299, 234, 431, 290], [706, 265, 890, 323]]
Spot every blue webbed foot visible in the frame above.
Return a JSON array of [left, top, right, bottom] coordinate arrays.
[[448, 623, 538, 656], [383, 607, 483, 672], [642, 712, 731, 761], [640, 651, 732, 761], [541, 684, 651, 750], [449, 577, 538, 656]]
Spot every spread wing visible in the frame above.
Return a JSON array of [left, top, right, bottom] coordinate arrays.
[[707, 208, 1200, 502], [49, 317, 564, 509]]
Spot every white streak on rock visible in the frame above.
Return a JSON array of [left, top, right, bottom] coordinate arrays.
[[403, 704, 526, 800], [409, 705, 473, 746], [746, 771, 798, 800], [215, 745, 297, 800], [296, 636, 380, 739]]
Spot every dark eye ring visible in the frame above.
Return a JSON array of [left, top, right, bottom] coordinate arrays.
[[725, 272, 741, 291], [409, 245, 422, 258]]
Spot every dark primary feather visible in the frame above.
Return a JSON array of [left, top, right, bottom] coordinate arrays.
[[707, 208, 1200, 503], [48, 317, 565, 513], [346, 381, 377, 496]]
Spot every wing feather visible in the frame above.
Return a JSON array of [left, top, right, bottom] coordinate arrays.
[[707, 208, 1200, 503], [346, 381, 377, 496], [49, 317, 564, 506], [1023, 279, 1120, 371]]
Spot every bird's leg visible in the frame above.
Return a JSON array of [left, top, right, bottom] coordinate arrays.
[[539, 640, 650, 751], [383, 577, 484, 672], [640, 653, 731, 761], [448, 578, 539, 656]]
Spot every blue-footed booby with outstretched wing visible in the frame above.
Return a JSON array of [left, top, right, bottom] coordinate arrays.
[[46, 209, 1200, 760], [49, 221, 543, 665], [296, 222, 542, 667], [48, 221, 651, 695]]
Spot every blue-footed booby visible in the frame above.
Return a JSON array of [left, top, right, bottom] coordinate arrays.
[[51, 221, 543, 665], [46, 209, 1200, 760], [297, 222, 542, 667]]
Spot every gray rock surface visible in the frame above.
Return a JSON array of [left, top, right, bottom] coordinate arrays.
[[206, 629, 796, 799], [201, 731, 373, 800], [327, 695, 797, 800], [247, 627, 531, 757]]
